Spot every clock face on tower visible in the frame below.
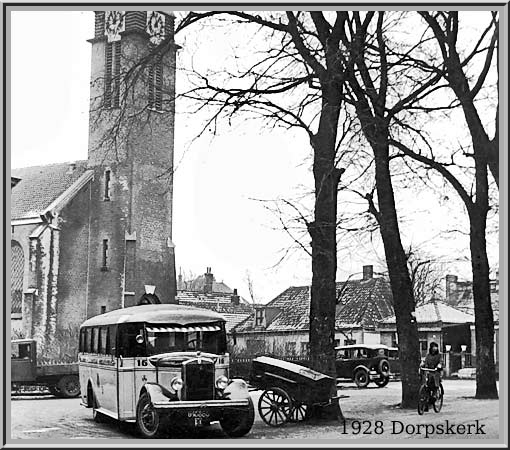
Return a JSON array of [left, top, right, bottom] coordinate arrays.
[[146, 11, 166, 45], [105, 11, 125, 42]]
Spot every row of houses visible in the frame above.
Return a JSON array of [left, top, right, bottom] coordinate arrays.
[[176, 266, 499, 361]]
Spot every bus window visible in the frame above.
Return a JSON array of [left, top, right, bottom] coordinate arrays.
[[145, 325, 227, 356], [118, 323, 146, 357], [107, 324, 117, 355], [92, 328, 100, 354], [79, 329, 84, 352], [85, 328, 92, 353], [100, 327, 108, 354]]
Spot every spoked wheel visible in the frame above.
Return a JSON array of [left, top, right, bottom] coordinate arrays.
[[136, 393, 161, 438], [289, 400, 307, 422], [257, 387, 292, 427], [417, 385, 428, 415], [433, 384, 444, 413], [57, 375, 80, 398]]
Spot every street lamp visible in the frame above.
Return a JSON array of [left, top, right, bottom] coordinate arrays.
[[445, 344, 451, 352]]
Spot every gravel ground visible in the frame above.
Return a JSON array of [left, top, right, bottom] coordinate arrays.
[[10, 379, 501, 442]]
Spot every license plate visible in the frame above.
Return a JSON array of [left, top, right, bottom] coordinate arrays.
[[188, 410, 209, 427]]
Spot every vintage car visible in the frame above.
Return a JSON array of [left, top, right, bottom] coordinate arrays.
[[335, 344, 398, 388]]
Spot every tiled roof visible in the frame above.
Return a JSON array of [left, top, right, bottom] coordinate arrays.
[[453, 290, 499, 322], [379, 300, 474, 326], [180, 275, 233, 294], [11, 161, 88, 220], [233, 277, 395, 333], [176, 291, 254, 333]]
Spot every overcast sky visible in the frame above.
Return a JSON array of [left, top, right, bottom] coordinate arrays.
[[9, 9, 500, 303]]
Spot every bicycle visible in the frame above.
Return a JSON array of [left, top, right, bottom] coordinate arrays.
[[417, 367, 444, 415]]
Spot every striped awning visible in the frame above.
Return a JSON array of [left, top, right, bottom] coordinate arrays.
[[146, 325, 221, 333]]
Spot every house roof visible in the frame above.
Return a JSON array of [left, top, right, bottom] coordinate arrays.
[[379, 300, 474, 326], [233, 277, 395, 333], [453, 290, 499, 322], [176, 291, 254, 332], [180, 275, 233, 294], [11, 161, 89, 220]]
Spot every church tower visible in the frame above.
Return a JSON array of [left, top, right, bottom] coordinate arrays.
[[86, 11, 178, 314]]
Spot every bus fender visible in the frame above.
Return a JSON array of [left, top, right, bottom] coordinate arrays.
[[141, 382, 175, 404], [223, 378, 250, 400]]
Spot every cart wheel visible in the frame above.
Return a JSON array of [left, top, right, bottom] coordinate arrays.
[[289, 400, 307, 422], [258, 387, 292, 427]]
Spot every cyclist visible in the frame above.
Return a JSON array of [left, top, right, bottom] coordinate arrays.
[[420, 342, 442, 410]]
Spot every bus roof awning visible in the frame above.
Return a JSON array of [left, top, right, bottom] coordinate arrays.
[[146, 325, 221, 333]]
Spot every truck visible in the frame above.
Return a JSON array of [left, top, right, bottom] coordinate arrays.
[[11, 338, 80, 398]]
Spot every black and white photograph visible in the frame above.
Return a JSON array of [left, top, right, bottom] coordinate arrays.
[[2, 2, 507, 446]]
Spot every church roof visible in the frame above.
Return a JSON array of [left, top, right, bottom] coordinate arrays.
[[11, 161, 89, 220]]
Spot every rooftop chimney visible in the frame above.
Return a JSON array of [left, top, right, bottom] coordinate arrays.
[[362, 265, 373, 280], [204, 267, 214, 294], [231, 288, 240, 305]]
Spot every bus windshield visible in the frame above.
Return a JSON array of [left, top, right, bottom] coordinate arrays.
[[146, 325, 226, 356]]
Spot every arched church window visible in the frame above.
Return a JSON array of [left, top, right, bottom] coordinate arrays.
[[11, 241, 24, 315]]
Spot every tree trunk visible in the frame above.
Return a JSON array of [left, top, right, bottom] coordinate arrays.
[[307, 90, 344, 421], [373, 143, 421, 408], [469, 209, 499, 399]]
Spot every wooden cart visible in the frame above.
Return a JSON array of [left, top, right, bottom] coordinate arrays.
[[249, 356, 337, 427]]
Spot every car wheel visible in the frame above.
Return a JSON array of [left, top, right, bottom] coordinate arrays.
[[378, 359, 390, 376], [57, 375, 80, 398], [136, 392, 161, 438], [220, 397, 255, 437], [354, 369, 370, 388], [374, 376, 390, 388]]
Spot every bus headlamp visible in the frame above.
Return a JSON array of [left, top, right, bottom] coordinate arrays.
[[170, 377, 183, 392], [215, 375, 228, 390]]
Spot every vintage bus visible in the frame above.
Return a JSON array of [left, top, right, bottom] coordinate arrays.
[[78, 304, 254, 438]]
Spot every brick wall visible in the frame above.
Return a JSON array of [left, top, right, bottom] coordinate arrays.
[[86, 12, 177, 309]]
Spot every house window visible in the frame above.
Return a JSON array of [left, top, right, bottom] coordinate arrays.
[[420, 340, 428, 352], [246, 339, 265, 355], [148, 56, 163, 110], [104, 170, 111, 200], [104, 41, 121, 108], [285, 341, 296, 356], [344, 339, 356, 345], [100, 305, 106, 314], [255, 309, 264, 327], [334, 339, 340, 347], [300, 342, 310, 356], [101, 239, 109, 270]]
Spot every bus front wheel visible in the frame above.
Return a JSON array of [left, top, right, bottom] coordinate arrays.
[[136, 392, 161, 438]]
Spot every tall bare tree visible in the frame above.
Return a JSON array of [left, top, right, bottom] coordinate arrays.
[[389, 11, 499, 399], [175, 11, 355, 419]]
